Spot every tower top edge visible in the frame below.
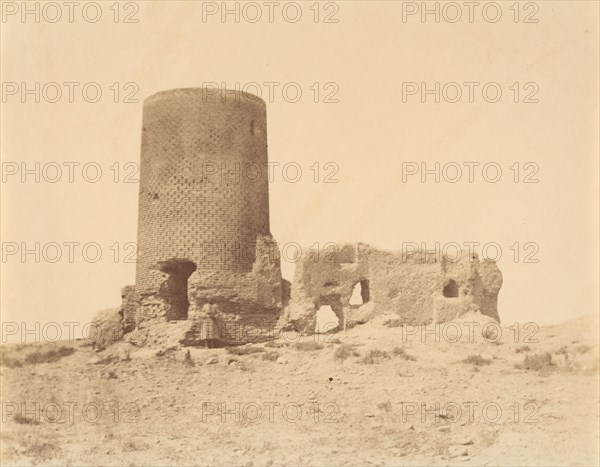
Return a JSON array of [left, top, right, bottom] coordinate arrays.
[[143, 88, 267, 107]]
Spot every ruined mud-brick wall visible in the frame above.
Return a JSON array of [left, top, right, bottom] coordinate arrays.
[[122, 88, 284, 347], [281, 243, 502, 333]]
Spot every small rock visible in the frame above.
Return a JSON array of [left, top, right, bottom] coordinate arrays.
[[448, 445, 469, 458], [276, 356, 288, 364], [205, 356, 218, 365], [436, 425, 451, 432]]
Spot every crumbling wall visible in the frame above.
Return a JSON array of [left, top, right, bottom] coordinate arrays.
[[281, 243, 502, 333], [185, 234, 285, 345], [122, 234, 285, 347], [89, 308, 124, 350]]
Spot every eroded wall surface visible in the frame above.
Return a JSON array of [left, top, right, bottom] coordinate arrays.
[[280, 243, 502, 333]]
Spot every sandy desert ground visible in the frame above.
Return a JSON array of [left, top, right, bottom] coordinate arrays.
[[1, 313, 599, 466]]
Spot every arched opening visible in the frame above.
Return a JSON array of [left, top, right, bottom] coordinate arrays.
[[360, 279, 370, 303], [443, 279, 459, 298], [349, 279, 370, 306], [315, 305, 339, 334], [315, 294, 343, 333], [158, 258, 197, 320]]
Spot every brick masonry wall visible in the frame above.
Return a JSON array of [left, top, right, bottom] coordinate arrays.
[[135, 89, 271, 294]]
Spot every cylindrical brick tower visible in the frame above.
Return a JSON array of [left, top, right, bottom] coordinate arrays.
[[135, 88, 271, 295]]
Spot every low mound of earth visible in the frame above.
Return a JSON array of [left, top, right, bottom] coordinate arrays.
[[1, 313, 598, 466]]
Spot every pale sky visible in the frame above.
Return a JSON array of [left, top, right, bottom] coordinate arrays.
[[1, 1, 598, 341]]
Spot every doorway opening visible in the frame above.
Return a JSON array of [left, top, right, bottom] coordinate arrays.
[[349, 279, 370, 306], [158, 258, 197, 320], [315, 294, 343, 333]]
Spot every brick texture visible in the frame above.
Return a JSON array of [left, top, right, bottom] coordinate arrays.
[[135, 88, 271, 294]]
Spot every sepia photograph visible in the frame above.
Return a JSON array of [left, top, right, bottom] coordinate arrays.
[[1, 1, 599, 465]]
